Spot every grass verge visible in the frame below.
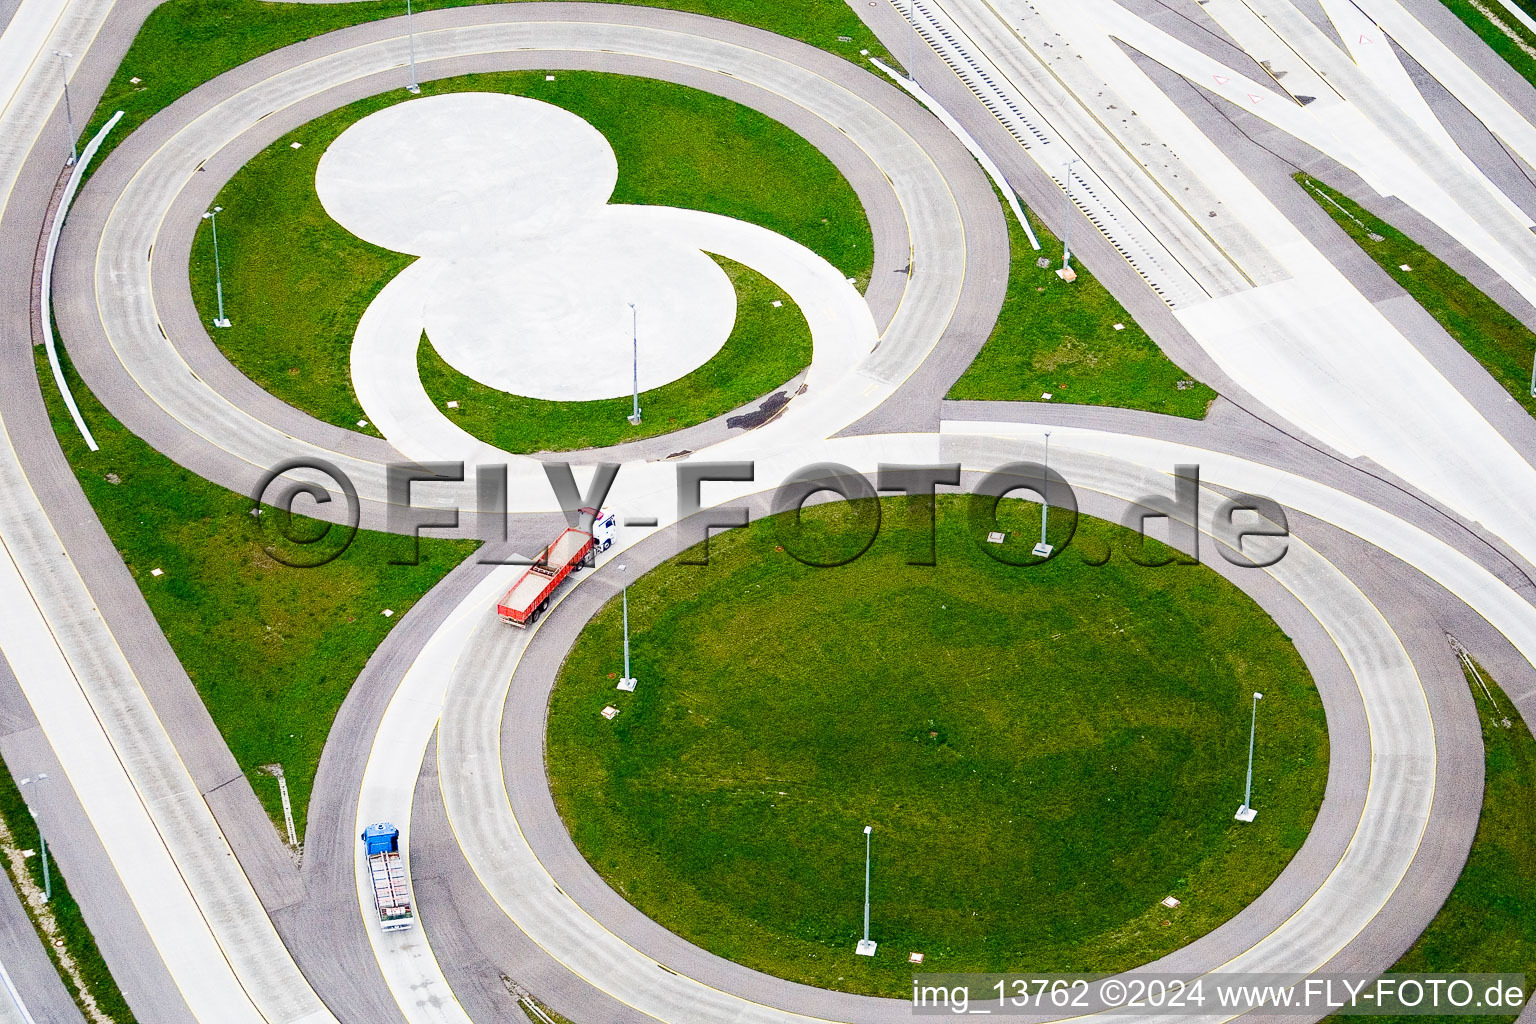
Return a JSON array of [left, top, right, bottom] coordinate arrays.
[[190, 69, 866, 441], [35, 346, 478, 840], [1337, 657, 1535, 1023], [0, 762, 137, 1022], [1438, 0, 1536, 89], [548, 496, 1326, 997], [947, 202, 1216, 418], [1298, 174, 1536, 421], [80, 0, 900, 182], [420, 255, 812, 453]]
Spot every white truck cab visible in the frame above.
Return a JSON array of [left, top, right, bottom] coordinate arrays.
[[583, 507, 618, 553], [592, 508, 618, 551]]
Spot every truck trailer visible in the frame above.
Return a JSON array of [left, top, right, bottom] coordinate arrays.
[[361, 823, 414, 932], [496, 508, 616, 627]]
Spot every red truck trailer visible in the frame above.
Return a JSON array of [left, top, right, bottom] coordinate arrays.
[[496, 509, 617, 627], [496, 527, 595, 627]]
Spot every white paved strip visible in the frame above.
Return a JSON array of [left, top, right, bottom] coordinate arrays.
[[1243, 0, 1536, 304], [987, 0, 1290, 289], [1493, 0, 1536, 37], [0, 0, 72, 142], [1316, 0, 1456, 140], [1359, 0, 1536, 174], [1199, 0, 1342, 106], [1170, 268, 1536, 552], [1079, 0, 1536, 284], [39, 110, 119, 452]]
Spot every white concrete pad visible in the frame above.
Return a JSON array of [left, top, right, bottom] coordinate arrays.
[[315, 93, 618, 255], [318, 93, 738, 399], [351, 204, 877, 466], [420, 221, 735, 400]]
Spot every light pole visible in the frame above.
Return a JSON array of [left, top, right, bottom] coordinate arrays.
[[1060, 158, 1081, 277], [1529, 350, 1535, 399], [1235, 692, 1263, 822], [1033, 431, 1054, 558], [908, 0, 918, 81], [54, 51, 77, 166], [617, 564, 637, 691], [19, 775, 50, 902], [405, 0, 421, 94], [627, 303, 642, 426], [855, 825, 876, 955], [201, 207, 231, 328]]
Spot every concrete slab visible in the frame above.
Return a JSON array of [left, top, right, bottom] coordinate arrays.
[[318, 93, 737, 399], [419, 224, 734, 401], [316, 93, 618, 256], [352, 204, 876, 466]]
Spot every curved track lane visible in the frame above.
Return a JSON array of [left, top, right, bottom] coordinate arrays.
[[54, 4, 1005, 529], [413, 433, 1480, 1023]]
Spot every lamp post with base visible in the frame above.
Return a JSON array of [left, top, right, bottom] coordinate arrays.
[[1032, 431, 1054, 558], [908, 0, 919, 81], [1058, 158, 1081, 282], [404, 0, 421, 93], [627, 303, 642, 426], [617, 564, 637, 691], [53, 52, 77, 166], [855, 825, 877, 956], [201, 207, 232, 328], [1235, 692, 1263, 822]]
